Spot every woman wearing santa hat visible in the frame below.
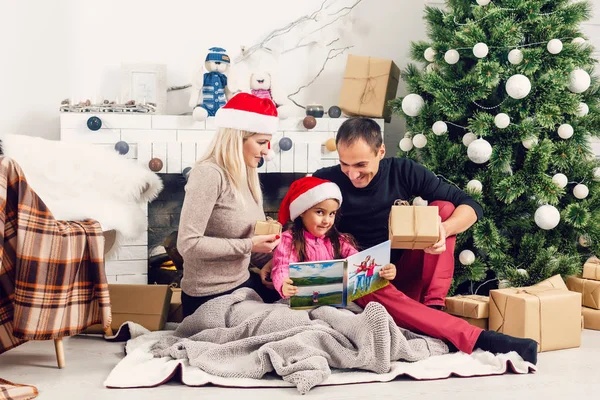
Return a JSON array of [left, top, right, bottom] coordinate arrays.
[[177, 93, 281, 318]]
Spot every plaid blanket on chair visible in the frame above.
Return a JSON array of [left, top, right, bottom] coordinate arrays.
[[0, 156, 111, 354]]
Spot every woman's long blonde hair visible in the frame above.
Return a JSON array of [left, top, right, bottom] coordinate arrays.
[[196, 128, 263, 205]]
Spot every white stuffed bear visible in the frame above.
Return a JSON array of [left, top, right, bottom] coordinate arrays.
[[189, 47, 235, 121], [249, 70, 290, 119]]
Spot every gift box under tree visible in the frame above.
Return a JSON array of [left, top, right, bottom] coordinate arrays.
[[389, 200, 439, 249]]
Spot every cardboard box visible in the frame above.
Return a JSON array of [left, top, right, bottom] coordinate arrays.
[[254, 218, 282, 236], [339, 54, 400, 122], [534, 274, 568, 290], [583, 257, 600, 281], [458, 316, 488, 330], [168, 288, 183, 323], [489, 286, 581, 352], [566, 276, 600, 310], [445, 295, 489, 319], [389, 202, 439, 249], [582, 306, 600, 330]]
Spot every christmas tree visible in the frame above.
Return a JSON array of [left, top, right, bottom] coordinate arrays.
[[391, 0, 600, 293]]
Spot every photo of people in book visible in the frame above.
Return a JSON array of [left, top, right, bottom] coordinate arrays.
[[289, 260, 345, 309], [346, 243, 390, 303]]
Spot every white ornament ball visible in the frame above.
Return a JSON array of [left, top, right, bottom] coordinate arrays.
[[552, 173, 568, 188], [534, 205, 560, 230], [264, 149, 275, 162], [399, 137, 414, 152], [467, 179, 483, 193], [476, 0, 491, 5], [459, 250, 476, 265], [432, 121, 448, 135], [572, 37, 586, 45], [424, 47, 436, 62], [568, 68, 591, 93], [404, 131, 413, 138], [576, 102, 589, 117], [522, 137, 538, 149], [593, 167, 600, 181], [573, 184, 589, 199], [402, 94, 425, 117], [558, 123, 574, 139], [426, 63, 437, 73], [506, 74, 532, 99], [547, 39, 563, 54], [467, 138, 493, 164], [516, 268, 529, 278], [462, 132, 477, 147], [413, 196, 428, 206], [494, 113, 510, 129], [444, 49, 460, 65], [473, 42, 489, 58], [413, 134, 428, 149], [508, 49, 523, 65]]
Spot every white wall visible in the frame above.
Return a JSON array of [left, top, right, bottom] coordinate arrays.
[[0, 0, 429, 148]]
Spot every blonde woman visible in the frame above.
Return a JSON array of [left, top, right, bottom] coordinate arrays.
[[178, 93, 281, 318]]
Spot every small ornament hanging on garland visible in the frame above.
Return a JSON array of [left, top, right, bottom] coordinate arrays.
[[444, 49, 460, 64], [506, 74, 532, 99], [114, 141, 129, 155], [558, 124, 574, 139], [399, 137, 414, 152], [568, 68, 591, 93], [576, 102, 589, 117], [462, 132, 477, 146], [459, 250, 476, 265], [466, 179, 483, 193], [534, 204, 560, 230], [522, 137, 538, 149], [494, 113, 510, 129], [424, 47, 436, 62], [552, 173, 568, 188], [279, 137, 293, 151], [473, 42, 489, 58], [412, 134, 428, 149], [508, 49, 523, 65], [432, 121, 447, 135], [467, 138, 492, 164], [401, 94, 425, 117], [573, 184, 589, 199], [547, 39, 563, 54]]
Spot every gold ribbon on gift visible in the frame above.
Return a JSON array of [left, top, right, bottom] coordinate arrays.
[[344, 56, 390, 116], [393, 199, 420, 250]]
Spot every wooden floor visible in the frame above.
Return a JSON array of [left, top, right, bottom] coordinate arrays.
[[1, 330, 599, 399]]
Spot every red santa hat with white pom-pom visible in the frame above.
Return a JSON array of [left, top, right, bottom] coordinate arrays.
[[278, 176, 343, 224], [215, 92, 279, 134]]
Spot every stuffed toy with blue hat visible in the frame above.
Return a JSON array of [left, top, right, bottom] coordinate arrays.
[[189, 47, 235, 121]]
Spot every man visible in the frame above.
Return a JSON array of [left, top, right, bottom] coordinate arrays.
[[312, 117, 483, 309]]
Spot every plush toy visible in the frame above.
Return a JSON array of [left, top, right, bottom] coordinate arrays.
[[249, 70, 290, 119], [189, 47, 233, 121]]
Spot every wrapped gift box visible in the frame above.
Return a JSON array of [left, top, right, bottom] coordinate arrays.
[[583, 257, 600, 281], [534, 274, 568, 290], [582, 306, 600, 330], [389, 201, 439, 249], [489, 286, 581, 352], [254, 218, 282, 236], [168, 288, 183, 323], [339, 54, 400, 122], [566, 276, 600, 310], [445, 295, 489, 319], [458, 316, 488, 330]]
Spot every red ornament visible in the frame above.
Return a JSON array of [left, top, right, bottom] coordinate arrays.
[[303, 116, 317, 130], [149, 158, 163, 172]]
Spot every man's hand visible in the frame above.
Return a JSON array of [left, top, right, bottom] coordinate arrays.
[[282, 278, 298, 297], [260, 260, 275, 289], [379, 263, 396, 281], [424, 216, 447, 255]]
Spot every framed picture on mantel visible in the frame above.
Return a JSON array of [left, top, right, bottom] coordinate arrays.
[[121, 63, 167, 114]]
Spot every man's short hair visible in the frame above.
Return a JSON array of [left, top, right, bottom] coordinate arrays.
[[335, 117, 382, 154]]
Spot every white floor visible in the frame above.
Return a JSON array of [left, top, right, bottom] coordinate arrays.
[[1, 330, 599, 400]]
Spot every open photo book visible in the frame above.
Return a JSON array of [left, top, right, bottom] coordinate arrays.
[[288, 240, 391, 309]]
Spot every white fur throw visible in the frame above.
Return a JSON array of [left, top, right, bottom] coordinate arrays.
[[0, 134, 163, 248]]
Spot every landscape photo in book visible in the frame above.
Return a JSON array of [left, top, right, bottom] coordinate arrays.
[[289, 260, 345, 309], [346, 240, 390, 303]]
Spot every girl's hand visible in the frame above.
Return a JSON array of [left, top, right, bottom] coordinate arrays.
[[282, 278, 298, 298], [379, 263, 396, 281], [252, 234, 281, 253]]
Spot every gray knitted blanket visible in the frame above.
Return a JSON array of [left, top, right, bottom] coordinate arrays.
[[151, 288, 448, 393]]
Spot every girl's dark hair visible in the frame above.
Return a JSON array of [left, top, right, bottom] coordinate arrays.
[[288, 211, 358, 262]]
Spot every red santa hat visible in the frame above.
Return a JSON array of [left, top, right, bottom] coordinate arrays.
[[215, 92, 279, 134], [278, 177, 343, 225]]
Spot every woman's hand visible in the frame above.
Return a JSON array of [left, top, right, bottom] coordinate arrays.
[[379, 263, 396, 281], [282, 278, 298, 297], [252, 234, 281, 253]]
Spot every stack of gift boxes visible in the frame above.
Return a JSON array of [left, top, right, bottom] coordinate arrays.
[[569, 257, 600, 330]]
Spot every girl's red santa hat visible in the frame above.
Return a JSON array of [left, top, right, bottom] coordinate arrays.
[[278, 176, 343, 224], [215, 92, 278, 134]]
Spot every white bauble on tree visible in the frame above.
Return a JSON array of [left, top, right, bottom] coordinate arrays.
[[264, 149, 275, 161], [534, 205, 560, 230], [516, 268, 529, 278], [424, 47, 436, 62], [467, 179, 483, 193], [462, 132, 477, 146], [572, 37, 586, 45], [593, 167, 600, 181], [573, 184, 589, 199], [401, 94, 425, 117], [399, 137, 414, 152], [473, 42, 489, 58], [522, 137, 538, 149], [444, 49, 460, 64], [476, 0, 491, 5], [558, 124, 574, 139], [432, 121, 448, 135], [459, 250, 476, 265], [576, 102, 589, 117], [506, 74, 532, 99], [426, 63, 437, 73], [413, 134, 428, 148], [413, 196, 428, 206], [508, 49, 523, 65], [467, 138, 492, 164], [568, 68, 591, 93], [494, 113, 510, 129], [552, 173, 568, 188], [547, 39, 563, 54]]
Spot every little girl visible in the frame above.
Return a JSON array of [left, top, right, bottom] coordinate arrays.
[[271, 176, 539, 365]]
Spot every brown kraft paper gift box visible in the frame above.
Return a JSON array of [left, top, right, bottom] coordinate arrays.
[[582, 306, 600, 330], [168, 287, 183, 323], [339, 54, 401, 122], [489, 286, 581, 352], [583, 257, 600, 281], [566, 276, 600, 309], [389, 201, 439, 250], [445, 295, 489, 319], [533, 274, 568, 290], [458, 316, 488, 330], [254, 217, 282, 236]]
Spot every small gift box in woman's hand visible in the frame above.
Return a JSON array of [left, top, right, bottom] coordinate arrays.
[[254, 217, 282, 236]]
